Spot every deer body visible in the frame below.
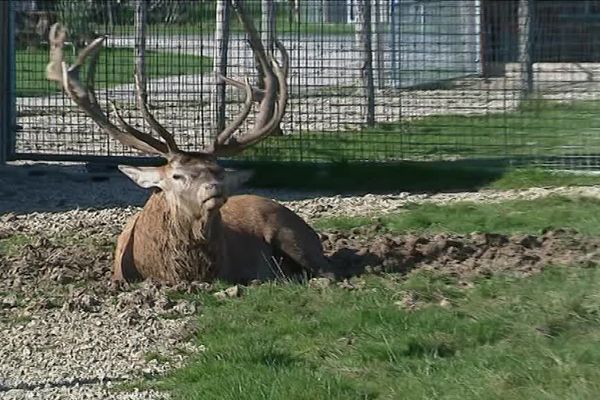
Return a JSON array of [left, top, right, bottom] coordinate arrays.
[[47, 1, 329, 284], [114, 193, 329, 284]]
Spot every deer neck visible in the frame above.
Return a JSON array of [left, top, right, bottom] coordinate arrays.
[[148, 191, 224, 282]]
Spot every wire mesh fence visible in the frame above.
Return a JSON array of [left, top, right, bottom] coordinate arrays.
[[5, 0, 600, 168]]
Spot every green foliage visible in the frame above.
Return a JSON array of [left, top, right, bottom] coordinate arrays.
[[56, 0, 95, 48], [147, 1, 217, 24]]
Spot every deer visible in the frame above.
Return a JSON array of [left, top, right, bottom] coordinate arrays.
[[46, 1, 332, 284]]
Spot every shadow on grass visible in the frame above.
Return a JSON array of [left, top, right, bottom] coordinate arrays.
[[3, 157, 600, 214], [241, 159, 511, 193]]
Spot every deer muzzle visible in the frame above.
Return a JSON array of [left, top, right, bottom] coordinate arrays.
[[201, 183, 225, 210]]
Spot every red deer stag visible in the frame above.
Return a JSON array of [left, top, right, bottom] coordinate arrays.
[[47, 1, 331, 284]]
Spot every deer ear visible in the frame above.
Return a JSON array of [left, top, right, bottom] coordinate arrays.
[[223, 169, 254, 194], [118, 165, 164, 189]]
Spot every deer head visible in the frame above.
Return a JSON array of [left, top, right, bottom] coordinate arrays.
[[47, 0, 288, 222]]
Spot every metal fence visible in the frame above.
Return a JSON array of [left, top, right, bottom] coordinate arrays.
[[3, 0, 600, 168]]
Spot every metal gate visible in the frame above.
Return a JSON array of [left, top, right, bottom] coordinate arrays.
[[4, 0, 600, 169], [390, 0, 482, 88]]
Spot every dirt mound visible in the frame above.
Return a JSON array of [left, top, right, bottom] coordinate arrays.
[[323, 228, 600, 279]]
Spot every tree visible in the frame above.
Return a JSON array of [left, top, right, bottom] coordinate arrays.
[[56, 0, 95, 48]]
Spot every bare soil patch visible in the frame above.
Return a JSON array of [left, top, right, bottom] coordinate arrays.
[[323, 227, 600, 280]]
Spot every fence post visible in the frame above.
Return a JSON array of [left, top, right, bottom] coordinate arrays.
[[372, 0, 384, 89], [518, 0, 534, 98], [134, 0, 147, 103], [0, 0, 12, 163], [214, 0, 230, 133], [390, 0, 399, 88], [356, 0, 376, 127], [254, 0, 275, 91]]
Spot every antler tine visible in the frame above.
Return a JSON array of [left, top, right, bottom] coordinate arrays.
[[229, 48, 288, 145], [46, 23, 67, 83], [274, 39, 290, 81], [211, 0, 289, 156], [134, 73, 180, 154], [108, 100, 168, 151], [219, 56, 288, 153], [47, 23, 170, 156], [213, 77, 254, 147], [273, 39, 290, 118], [232, 0, 277, 125], [217, 73, 265, 102]]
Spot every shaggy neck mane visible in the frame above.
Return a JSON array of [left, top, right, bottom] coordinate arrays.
[[150, 191, 223, 282]]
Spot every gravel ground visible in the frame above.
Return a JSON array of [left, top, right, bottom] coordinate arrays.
[[2, 163, 600, 399]]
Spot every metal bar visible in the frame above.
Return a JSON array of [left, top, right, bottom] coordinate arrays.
[[518, 0, 534, 96], [261, 0, 275, 53], [0, 1, 7, 164], [0, 0, 14, 164], [372, 0, 384, 89], [474, 0, 483, 76], [390, 0, 399, 87], [12, 152, 520, 169], [214, 0, 231, 133], [356, 0, 376, 127], [134, 0, 147, 103], [11, 153, 165, 166]]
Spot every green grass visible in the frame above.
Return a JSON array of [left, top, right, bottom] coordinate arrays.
[[16, 47, 212, 97], [137, 195, 600, 399], [0, 234, 33, 257], [487, 168, 600, 190], [150, 266, 600, 399], [315, 196, 600, 236], [106, 20, 354, 36], [241, 99, 600, 162]]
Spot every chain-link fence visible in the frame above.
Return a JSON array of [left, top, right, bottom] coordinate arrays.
[[4, 0, 600, 168]]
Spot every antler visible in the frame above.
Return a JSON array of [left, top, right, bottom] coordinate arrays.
[[209, 0, 289, 156], [47, 0, 288, 159], [46, 23, 174, 157]]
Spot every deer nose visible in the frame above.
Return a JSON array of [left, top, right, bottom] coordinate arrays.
[[205, 182, 223, 196]]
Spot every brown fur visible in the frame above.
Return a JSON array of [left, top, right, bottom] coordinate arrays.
[[114, 193, 330, 284]]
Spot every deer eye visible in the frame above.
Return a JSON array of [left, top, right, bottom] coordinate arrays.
[[172, 174, 185, 181]]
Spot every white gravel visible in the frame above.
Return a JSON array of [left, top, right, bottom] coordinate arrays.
[[0, 281, 201, 400]]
